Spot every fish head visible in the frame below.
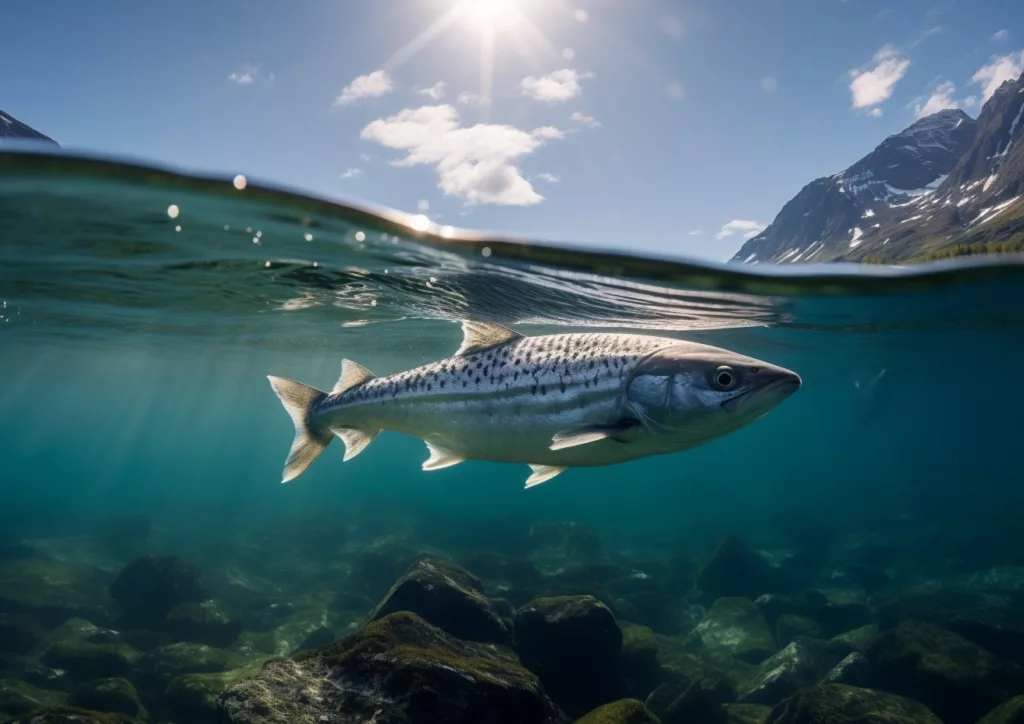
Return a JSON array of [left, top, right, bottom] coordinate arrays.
[[625, 342, 801, 442]]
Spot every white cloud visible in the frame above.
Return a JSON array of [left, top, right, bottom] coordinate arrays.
[[340, 168, 364, 179], [661, 16, 683, 38], [716, 220, 766, 240], [457, 91, 489, 107], [761, 76, 779, 94], [666, 82, 685, 101], [571, 111, 601, 128], [687, 229, 703, 236], [334, 70, 394, 107], [971, 50, 1024, 101], [420, 82, 446, 100], [562, 48, 575, 60], [229, 70, 255, 85], [574, 9, 588, 22], [913, 81, 959, 118], [869, 108, 884, 117], [992, 29, 1009, 43], [536, 173, 561, 183], [417, 199, 430, 212], [521, 69, 589, 102], [360, 153, 374, 162], [849, 44, 910, 111], [964, 95, 980, 108], [360, 104, 564, 206]]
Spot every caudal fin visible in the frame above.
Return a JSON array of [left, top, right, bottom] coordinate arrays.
[[267, 376, 331, 483]]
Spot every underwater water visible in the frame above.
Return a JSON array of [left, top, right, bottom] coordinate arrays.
[[2, 148, 1024, 724]]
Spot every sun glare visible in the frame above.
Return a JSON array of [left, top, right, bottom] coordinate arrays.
[[458, 0, 523, 31]]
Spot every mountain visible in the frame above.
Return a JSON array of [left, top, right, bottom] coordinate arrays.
[[0, 109, 58, 146], [732, 70, 1024, 264]]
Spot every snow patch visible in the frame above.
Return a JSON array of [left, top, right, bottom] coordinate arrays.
[[744, 252, 757, 263], [849, 227, 864, 248], [862, 209, 876, 218], [900, 215, 923, 224], [983, 175, 998, 192], [957, 196, 973, 207], [971, 196, 1021, 227]]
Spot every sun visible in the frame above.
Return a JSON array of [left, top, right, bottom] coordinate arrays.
[[457, 0, 524, 32]]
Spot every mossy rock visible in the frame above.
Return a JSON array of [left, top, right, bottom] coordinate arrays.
[[977, 696, 1024, 724], [697, 536, 770, 601], [0, 614, 47, 654], [165, 599, 242, 647], [577, 698, 661, 723], [369, 557, 514, 647], [31, 619, 123, 657], [725, 703, 772, 724], [40, 639, 139, 681], [0, 679, 65, 716], [776, 615, 821, 647], [162, 664, 263, 722], [0, 561, 115, 628], [67, 679, 145, 719], [0, 652, 72, 693], [221, 612, 563, 723], [621, 624, 662, 698], [687, 598, 777, 665], [138, 642, 235, 687], [764, 684, 943, 724], [8, 704, 129, 724], [109, 555, 207, 628], [738, 638, 831, 706], [828, 625, 879, 656], [869, 619, 1024, 724]]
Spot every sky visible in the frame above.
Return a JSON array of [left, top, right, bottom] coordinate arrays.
[[1, 0, 1022, 263]]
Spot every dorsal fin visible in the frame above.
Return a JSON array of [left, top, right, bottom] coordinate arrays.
[[455, 320, 524, 356], [332, 359, 376, 395]]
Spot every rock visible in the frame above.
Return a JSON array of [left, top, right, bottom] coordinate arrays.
[[977, 696, 1024, 724], [869, 619, 1024, 724], [369, 557, 514, 647], [40, 638, 140, 681], [218, 612, 564, 724], [517, 595, 626, 717], [776, 615, 822, 647], [109, 555, 207, 627], [0, 652, 73, 692], [349, 537, 421, 600], [0, 613, 47, 654], [764, 684, 943, 724], [662, 677, 734, 724], [621, 624, 662, 700], [577, 699, 661, 723], [725, 703, 772, 724], [738, 638, 838, 706], [241, 601, 295, 632], [828, 626, 880, 657], [0, 560, 115, 627], [163, 665, 262, 722], [687, 598, 777, 665], [165, 599, 242, 647], [7, 705, 125, 723], [525, 521, 604, 565], [756, 592, 826, 627], [697, 536, 771, 601], [458, 551, 541, 587], [295, 625, 335, 653], [756, 591, 869, 638], [138, 642, 235, 691], [67, 678, 145, 719], [0, 678, 65, 715], [821, 653, 876, 688], [620, 592, 700, 636]]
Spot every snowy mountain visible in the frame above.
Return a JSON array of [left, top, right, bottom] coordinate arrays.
[[733, 71, 1024, 264], [0, 109, 58, 146]]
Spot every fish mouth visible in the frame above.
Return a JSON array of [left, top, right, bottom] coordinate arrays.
[[722, 375, 802, 413]]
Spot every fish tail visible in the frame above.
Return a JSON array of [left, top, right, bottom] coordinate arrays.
[[267, 376, 331, 483]]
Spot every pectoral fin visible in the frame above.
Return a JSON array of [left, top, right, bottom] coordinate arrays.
[[422, 441, 465, 471], [332, 427, 379, 461], [525, 464, 566, 488], [549, 419, 641, 451]]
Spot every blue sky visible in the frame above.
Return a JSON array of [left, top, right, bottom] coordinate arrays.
[[1, 0, 1022, 262]]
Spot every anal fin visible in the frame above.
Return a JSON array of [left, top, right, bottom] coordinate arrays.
[[549, 420, 641, 451], [525, 464, 566, 488], [422, 441, 465, 471], [332, 427, 379, 461]]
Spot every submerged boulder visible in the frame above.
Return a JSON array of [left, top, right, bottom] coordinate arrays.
[[621, 624, 662, 700], [697, 536, 771, 601], [138, 641, 235, 690], [976, 696, 1024, 724], [821, 652, 876, 688], [0, 560, 115, 627], [687, 598, 777, 665], [7, 704, 125, 723], [67, 678, 145, 719], [725, 703, 772, 724], [218, 611, 564, 723], [163, 664, 264, 722], [776, 615, 822, 647], [109, 555, 207, 627], [765, 684, 942, 724], [661, 676, 735, 724], [40, 638, 140, 681], [738, 638, 831, 706], [0, 678, 66, 716], [577, 699, 661, 724], [0, 613, 47, 654], [165, 599, 242, 647], [369, 557, 514, 647], [869, 619, 1024, 724], [517, 595, 625, 717]]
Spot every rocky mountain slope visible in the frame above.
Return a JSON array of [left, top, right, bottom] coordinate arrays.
[[732, 70, 1024, 264], [0, 109, 58, 146]]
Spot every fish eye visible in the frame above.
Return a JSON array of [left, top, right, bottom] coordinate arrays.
[[713, 367, 736, 390]]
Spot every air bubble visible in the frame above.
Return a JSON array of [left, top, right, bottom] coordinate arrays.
[[167, 205, 179, 219], [355, 231, 366, 242], [481, 247, 492, 257], [233, 175, 247, 190], [304, 232, 314, 241]]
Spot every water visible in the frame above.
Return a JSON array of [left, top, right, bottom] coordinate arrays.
[[2, 148, 1024, 723]]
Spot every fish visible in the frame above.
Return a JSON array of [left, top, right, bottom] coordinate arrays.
[[267, 320, 802, 488]]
